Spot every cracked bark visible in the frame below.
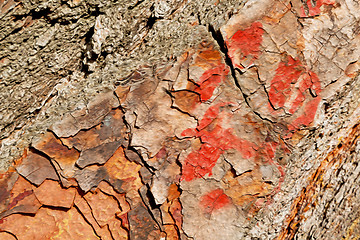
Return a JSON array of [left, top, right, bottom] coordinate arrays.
[[1, 0, 360, 239]]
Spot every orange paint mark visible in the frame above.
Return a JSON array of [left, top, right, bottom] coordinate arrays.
[[172, 90, 201, 113], [200, 189, 231, 214], [226, 22, 264, 68], [197, 49, 222, 62]]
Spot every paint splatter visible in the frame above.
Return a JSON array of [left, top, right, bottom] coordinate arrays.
[[300, 0, 335, 17], [268, 56, 322, 136], [199, 189, 231, 214], [268, 57, 304, 112], [181, 103, 256, 181], [226, 21, 264, 69], [194, 65, 229, 102]]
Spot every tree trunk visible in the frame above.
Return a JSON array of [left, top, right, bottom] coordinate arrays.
[[1, 0, 360, 239]]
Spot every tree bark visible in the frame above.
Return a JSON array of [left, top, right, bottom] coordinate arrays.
[[1, 0, 360, 239]]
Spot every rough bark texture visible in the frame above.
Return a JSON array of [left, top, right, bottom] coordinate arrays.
[[1, 0, 360, 239]]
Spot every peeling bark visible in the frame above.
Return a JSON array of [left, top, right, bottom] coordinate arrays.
[[1, 0, 360, 239]]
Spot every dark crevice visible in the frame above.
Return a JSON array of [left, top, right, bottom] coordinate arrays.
[[146, 187, 160, 209], [87, 5, 103, 18], [1, 211, 37, 220], [13, 7, 75, 26], [29, 8, 52, 20], [1, 231, 19, 240], [127, 146, 156, 173], [0, 122, 16, 140], [208, 24, 228, 61], [146, 15, 162, 30], [41, 205, 71, 211], [138, 186, 163, 230], [80, 26, 96, 77], [100, 50, 109, 60], [83, 25, 95, 49], [164, 89, 199, 122], [309, 87, 317, 98], [106, 224, 116, 240], [324, 102, 330, 113], [73, 204, 102, 239], [146, 4, 163, 30], [128, 0, 145, 10], [80, 60, 91, 76], [78, 6, 103, 77], [27, 147, 64, 186], [48, 17, 73, 26], [28, 146, 52, 161], [197, 14, 202, 25], [12, 7, 52, 21], [306, 225, 316, 240], [207, 24, 275, 124], [9, 26, 22, 35]]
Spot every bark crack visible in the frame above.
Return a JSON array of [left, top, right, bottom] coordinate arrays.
[[207, 24, 275, 123]]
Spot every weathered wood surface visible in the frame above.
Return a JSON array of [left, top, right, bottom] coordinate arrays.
[[1, 0, 360, 239]]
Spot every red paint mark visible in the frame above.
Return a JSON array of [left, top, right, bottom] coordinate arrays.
[[268, 56, 322, 137], [226, 22, 264, 69], [269, 57, 304, 111], [8, 190, 33, 209], [300, 0, 335, 17], [193, 65, 229, 102], [181, 143, 222, 181], [181, 103, 256, 181], [195, 102, 229, 131], [289, 72, 321, 132], [288, 97, 321, 133], [199, 189, 231, 214]]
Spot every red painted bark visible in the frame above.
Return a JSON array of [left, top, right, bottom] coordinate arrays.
[[269, 57, 304, 111], [199, 189, 231, 214], [194, 65, 228, 102], [226, 22, 264, 68], [300, 0, 335, 17], [268, 56, 322, 137], [181, 103, 256, 181]]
